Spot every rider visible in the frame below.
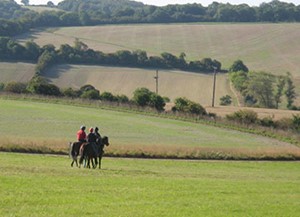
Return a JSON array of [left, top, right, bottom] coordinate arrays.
[[87, 127, 98, 155], [94, 127, 102, 146], [77, 125, 87, 143]]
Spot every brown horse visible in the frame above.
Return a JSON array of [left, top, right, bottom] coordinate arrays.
[[79, 136, 109, 169], [69, 141, 86, 167]]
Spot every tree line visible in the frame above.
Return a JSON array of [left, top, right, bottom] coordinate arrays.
[[1, 0, 300, 37], [0, 37, 222, 74], [229, 60, 296, 110]]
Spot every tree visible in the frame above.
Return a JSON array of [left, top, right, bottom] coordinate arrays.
[[47, 1, 55, 7], [133, 88, 152, 106], [4, 81, 27, 94], [220, 95, 232, 106], [229, 59, 249, 72], [274, 75, 286, 109], [21, 0, 29, 6], [245, 72, 275, 108], [285, 72, 296, 109], [172, 97, 206, 115]]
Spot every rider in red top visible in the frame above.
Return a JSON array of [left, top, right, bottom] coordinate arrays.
[[77, 125, 87, 143]]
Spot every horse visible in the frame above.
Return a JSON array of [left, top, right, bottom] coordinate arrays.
[[69, 141, 86, 167], [79, 136, 109, 169]]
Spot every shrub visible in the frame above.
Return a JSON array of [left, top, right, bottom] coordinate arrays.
[[100, 92, 117, 102], [259, 116, 276, 128], [172, 97, 206, 115], [0, 83, 4, 91], [220, 95, 232, 106], [80, 89, 100, 100], [226, 109, 258, 125], [62, 87, 80, 98], [4, 81, 27, 94], [116, 94, 129, 103]]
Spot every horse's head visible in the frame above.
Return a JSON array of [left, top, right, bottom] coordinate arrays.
[[102, 136, 109, 146]]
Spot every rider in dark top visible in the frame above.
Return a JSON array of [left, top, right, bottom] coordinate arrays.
[[87, 128, 97, 143]]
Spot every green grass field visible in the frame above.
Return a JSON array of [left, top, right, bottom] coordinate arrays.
[[1, 97, 299, 159], [0, 152, 299, 217]]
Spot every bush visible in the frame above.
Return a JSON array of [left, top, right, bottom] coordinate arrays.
[[62, 87, 80, 98], [226, 109, 258, 125], [220, 95, 232, 106], [116, 94, 129, 103], [172, 97, 206, 115], [259, 116, 276, 128], [0, 83, 4, 91], [100, 92, 117, 102], [4, 81, 27, 94], [133, 87, 165, 111], [80, 89, 100, 100]]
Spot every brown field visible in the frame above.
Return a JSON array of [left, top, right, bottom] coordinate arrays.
[[0, 62, 35, 83], [45, 64, 233, 106], [206, 106, 300, 120], [15, 23, 300, 76]]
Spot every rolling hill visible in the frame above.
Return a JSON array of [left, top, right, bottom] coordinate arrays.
[[45, 64, 232, 106], [15, 23, 300, 76]]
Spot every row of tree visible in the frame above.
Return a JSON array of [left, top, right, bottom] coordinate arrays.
[[0, 37, 222, 74], [0, 78, 208, 115], [229, 60, 296, 109], [1, 0, 300, 37]]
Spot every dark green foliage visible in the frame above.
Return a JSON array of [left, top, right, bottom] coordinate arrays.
[[285, 72, 296, 109], [4, 81, 27, 94], [220, 95, 232, 106], [133, 87, 165, 111], [0, 83, 4, 91], [172, 97, 206, 115], [27, 76, 61, 96], [245, 72, 275, 108], [100, 92, 118, 102], [35, 50, 57, 75], [274, 76, 286, 109], [62, 87, 80, 98], [116, 94, 129, 103], [292, 115, 300, 131], [229, 71, 248, 92], [226, 109, 258, 125], [229, 60, 249, 72], [260, 116, 276, 128], [2, 0, 300, 37], [80, 89, 100, 100]]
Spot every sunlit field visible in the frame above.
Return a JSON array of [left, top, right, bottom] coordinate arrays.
[[0, 152, 299, 217], [1, 98, 299, 160]]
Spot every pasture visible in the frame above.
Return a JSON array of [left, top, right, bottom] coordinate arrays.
[[0, 152, 299, 217], [45, 64, 232, 105], [15, 23, 300, 76], [1, 98, 299, 160]]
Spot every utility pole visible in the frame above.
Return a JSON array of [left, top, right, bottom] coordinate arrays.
[[154, 69, 158, 94], [212, 67, 217, 107]]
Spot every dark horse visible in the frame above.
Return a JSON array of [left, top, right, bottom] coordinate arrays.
[[79, 136, 109, 169], [69, 141, 87, 167]]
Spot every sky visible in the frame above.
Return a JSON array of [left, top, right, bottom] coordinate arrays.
[[14, 0, 300, 6]]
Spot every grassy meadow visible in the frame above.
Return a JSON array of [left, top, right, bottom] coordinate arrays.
[[15, 23, 300, 76], [0, 152, 299, 217], [1, 97, 300, 160]]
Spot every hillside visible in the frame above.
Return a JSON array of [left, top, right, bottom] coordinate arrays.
[[15, 23, 300, 77], [0, 62, 35, 83], [45, 64, 232, 106], [1, 98, 299, 160]]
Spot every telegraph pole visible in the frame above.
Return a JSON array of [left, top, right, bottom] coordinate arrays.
[[212, 67, 217, 107], [154, 69, 158, 94]]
